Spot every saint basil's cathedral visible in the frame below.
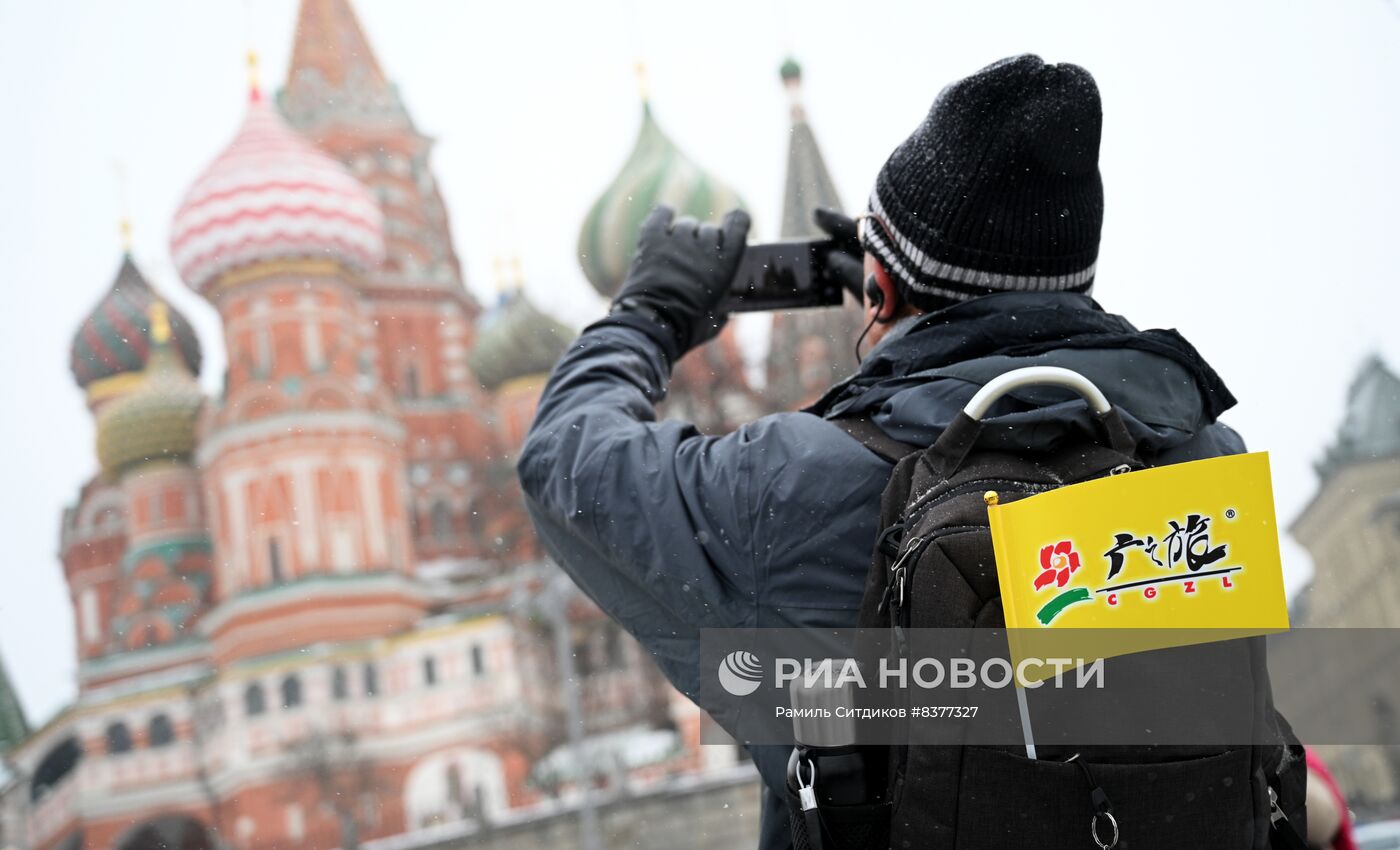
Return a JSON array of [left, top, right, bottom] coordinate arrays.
[[0, 1, 857, 848]]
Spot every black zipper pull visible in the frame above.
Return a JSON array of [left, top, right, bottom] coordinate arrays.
[[877, 537, 921, 616], [1067, 754, 1118, 849], [876, 575, 896, 617], [881, 536, 924, 661], [892, 620, 909, 661]]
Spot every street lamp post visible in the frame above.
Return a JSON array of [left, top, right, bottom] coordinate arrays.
[[522, 570, 603, 850]]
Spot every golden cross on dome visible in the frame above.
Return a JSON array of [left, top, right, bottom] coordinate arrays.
[[246, 49, 261, 95], [242, 0, 261, 97], [492, 255, 525, 293], [112, 161, 132, 252], [634, 60, 650, 103]]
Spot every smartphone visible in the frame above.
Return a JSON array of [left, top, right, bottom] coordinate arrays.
[[722, 239, 849, 313]]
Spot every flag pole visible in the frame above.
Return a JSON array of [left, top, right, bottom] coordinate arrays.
[[967, 366, 1116, 762], [985, 485, 1038, 761], [1016, 685, 1037, 760]]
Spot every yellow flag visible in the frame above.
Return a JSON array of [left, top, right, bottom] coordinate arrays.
[[988, 452, 1290, 683]]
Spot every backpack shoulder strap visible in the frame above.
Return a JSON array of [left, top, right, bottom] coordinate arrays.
[[832, 416, 923, 464]]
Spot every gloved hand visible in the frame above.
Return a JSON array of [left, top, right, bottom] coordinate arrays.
[[813, 207, 865, 303], [610, 204, 751, 361]]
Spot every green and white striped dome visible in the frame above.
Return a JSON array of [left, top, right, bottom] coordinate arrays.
[[577, 103, 747, 298], [469, 289, 575, 392]]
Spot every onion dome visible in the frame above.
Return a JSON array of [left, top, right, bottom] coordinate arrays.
[[96, 304, 206, 479], [169, 91, 384, 295], [469, 285, 574, 392], [577, 102, 747, 298], [71, 254, 202, 398]]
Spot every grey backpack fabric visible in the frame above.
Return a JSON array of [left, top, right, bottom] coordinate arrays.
[[839, 410, 1307, 850]]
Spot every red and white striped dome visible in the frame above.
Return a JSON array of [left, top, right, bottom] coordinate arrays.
[[170, 93, 384, 294]]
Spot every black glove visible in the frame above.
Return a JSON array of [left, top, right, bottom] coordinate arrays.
[[813, 207, 865, 302], [608, 204, 751, 361]]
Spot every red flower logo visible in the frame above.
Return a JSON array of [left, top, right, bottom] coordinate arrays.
[[1035, 541, 1082, 591]]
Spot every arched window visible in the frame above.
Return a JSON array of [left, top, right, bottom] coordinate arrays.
[[281, 675, 303, 710], [470, 645, 485, 677], [431, 501, 452, 542], [116, 816, 217, 850], [331, 666, 349, 701], [245, 683, 266, 717], [363, 663, 379, 697], [403, 363, 420, 399], [30, 737, 82, 802], [422, 656, 437, 687], [105, 722, 133, 755], [147, 715, 174, 748]]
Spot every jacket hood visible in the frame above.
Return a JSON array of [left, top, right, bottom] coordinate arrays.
[[808, 292, 1237, 457]]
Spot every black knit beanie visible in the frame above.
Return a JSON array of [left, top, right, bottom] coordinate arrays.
[[865, 54, 1104, 312]]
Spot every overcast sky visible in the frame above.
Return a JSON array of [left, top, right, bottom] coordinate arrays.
[[2, 0, 1398, 726]]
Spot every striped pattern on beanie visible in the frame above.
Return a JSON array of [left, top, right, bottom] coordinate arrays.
[[865, 54, 1104, 312]]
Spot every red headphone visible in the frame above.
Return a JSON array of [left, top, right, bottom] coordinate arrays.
[[865, 266, 900, 325]]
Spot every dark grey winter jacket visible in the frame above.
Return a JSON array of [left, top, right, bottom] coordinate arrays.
[[518, 292, 1243, 850]]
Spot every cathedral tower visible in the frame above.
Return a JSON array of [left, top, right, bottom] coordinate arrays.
[[64, 253, 204, 670], [170, 75, 424, 665], [279, 0, 500, 565], [94, 303, 214, 660]]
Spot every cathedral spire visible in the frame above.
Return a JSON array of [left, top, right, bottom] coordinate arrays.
[[277, 0, 465, 294], [286, 0, 388, 94], [767, 55, 861, 410], [778, 56, 843, 238]]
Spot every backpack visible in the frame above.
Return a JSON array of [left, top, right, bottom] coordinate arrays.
[[806, 367, 1307, 850]]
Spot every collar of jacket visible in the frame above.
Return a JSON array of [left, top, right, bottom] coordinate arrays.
[[806, 292, 1236, 424]]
